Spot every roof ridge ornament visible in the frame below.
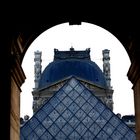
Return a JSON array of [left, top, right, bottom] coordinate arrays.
[[54, 47, 91, 61], [70, 46, 74, 51]]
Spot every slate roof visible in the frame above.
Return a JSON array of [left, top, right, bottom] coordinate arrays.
[[38, 59, 107, 89], [38, 48, 107, 89]]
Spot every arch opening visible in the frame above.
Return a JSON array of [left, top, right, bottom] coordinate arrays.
[[20, 22, 134, 120]]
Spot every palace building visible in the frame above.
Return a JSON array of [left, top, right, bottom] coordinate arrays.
[[20, 48, 136, 139]]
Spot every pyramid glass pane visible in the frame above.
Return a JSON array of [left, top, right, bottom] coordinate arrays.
[[20, 77, 136, 140]]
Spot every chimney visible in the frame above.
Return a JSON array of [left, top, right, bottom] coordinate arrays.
[[34, 50, 42, 90], [102, 49, 111, 89]]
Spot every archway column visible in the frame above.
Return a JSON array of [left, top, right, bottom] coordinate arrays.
[[134, 78, 140, 139], [128, 53, 140, 139], [10, 38, 26, 140]]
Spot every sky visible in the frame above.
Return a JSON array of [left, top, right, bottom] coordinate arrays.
[[20, 22, 135, 118]]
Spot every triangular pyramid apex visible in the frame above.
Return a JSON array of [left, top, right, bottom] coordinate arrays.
[[68, 78, 78, 87], [66, 76, 80, 86]]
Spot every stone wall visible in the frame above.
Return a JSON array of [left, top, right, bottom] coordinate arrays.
[[10, 77, 20, 140]]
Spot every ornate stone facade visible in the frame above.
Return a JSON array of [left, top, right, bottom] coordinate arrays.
[[32, 49, 114, 113], [34, 50, 42, 90], [102, 49, 111, 89]]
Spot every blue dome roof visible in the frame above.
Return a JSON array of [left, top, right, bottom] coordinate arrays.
[[38, 59, 107, 88]]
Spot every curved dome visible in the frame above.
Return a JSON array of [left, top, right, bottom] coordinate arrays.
[[38, 59, 107, 88]]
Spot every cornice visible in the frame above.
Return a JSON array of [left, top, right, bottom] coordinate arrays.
[[127, 59, 140, 89], [11, 58, 26, 91], [11, 36, 26, 90]]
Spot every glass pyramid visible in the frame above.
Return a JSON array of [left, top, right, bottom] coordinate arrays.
[[20, 77, 136, 140]]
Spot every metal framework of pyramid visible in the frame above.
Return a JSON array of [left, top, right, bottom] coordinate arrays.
[[20, 77, 136, 140]]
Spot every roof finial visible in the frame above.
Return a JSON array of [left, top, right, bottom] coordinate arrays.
[[70, 46, 74, 51]]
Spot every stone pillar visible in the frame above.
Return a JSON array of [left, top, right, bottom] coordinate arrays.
[[10, 35, 26, 140], [32, 51, 42, 113], [102, 49, 111, 89], [11, 58, 26, 140], [34, 50, 42, 89], [128, 59, 140, 139], [133, 79, 140, 138], [11, 78, 21, 140]]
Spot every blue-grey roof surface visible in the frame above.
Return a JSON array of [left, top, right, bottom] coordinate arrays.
[[38, 59, 107, 88]]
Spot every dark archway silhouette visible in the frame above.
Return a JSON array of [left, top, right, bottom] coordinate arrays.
[[2, 16, 139, 140]]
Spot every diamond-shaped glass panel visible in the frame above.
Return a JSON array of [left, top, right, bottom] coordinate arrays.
[[87, 95, 98, 107], [63, 84, 73, 93], [62, 123, 73, 136], [125, 130, 136, 140], [55, 102, 66, 114], [81, 89, 91, 100], [40, 131, 52, 140], [35, 110, 46, 121], [96, 116, 107, 128], [68, 89, 79, 100], [109, 116, 121, 127], [27, 132, 39, 140], [20, 134, 25, 140], [69, 102, 79, 114], [89, 122, 101, 135], [74, 83, 84, 93], [88, 109, 100, 120], [56, 90, 67, 101], [42, 102, 54, 115], [48, 123, 60, 136], [83, 116, 93, 128], [49, 110, 59, 121], [117, 122, 129, 135], [68, 116, 80, 129], [69, 78, 78, 87], [97, 131, 109, 139], [103, 123, 115, 135], [62, 96, 73, 107], [75, 109, 86, 121], [94, 102, 105, 113], [55, 116, 66, 129], [82, 102, 92, 114], [74, 95, 86, 107], [21, 125, 32, 137], [34, 124, 46, 137], [83, 131, 95, 139], [42, 116, 53, 129], [75, 123, 87, 136], [28, 117, 39, 129], [111, 130, 123, 140], [101, 108, 113, 120], [69, 131, 81, 140], [50, 96, 60, 108], [55, 131, 66, 140], [21, 77, 136, 140], [62, 109, 73, 121]]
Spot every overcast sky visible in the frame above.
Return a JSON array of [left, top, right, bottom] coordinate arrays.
[[20, 22, 135, 118]]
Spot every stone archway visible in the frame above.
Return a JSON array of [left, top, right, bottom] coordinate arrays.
[[9, 18, 140, 140]]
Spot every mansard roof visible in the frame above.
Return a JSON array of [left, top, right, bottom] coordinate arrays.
[[21, 77, 135, 140], [38, 48, 107, 89], [54, 47, 91, 60]]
